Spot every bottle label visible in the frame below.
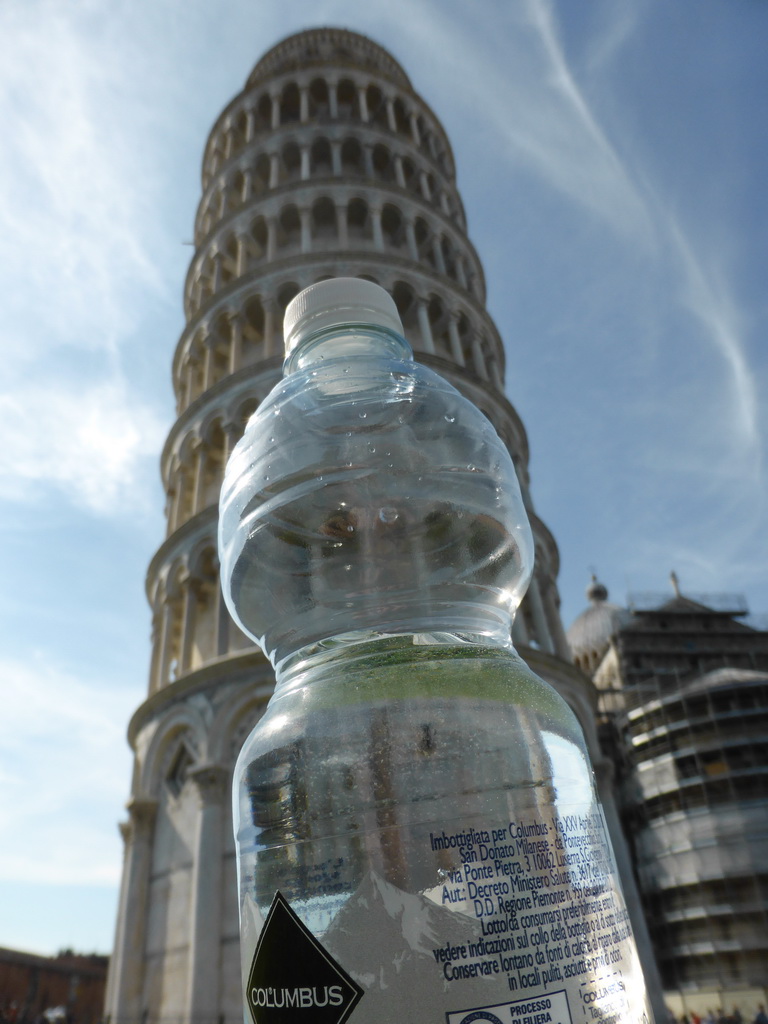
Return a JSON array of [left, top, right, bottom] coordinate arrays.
[[242, 807, 653, 1024], [245, 892, 362, 1024]]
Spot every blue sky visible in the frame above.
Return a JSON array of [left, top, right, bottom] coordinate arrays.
[[0, 0, 765, 957]]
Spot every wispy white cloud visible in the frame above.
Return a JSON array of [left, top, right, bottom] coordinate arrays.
[[408, 0, 651, 241], [0, 655, 137, 885], [582, 1, 644, 75], [666, 214, 760, 466], [0, 3, 169, 354], [476, 1, 762, 493], [0, 375, 166, 515], [515, 0, 651, 238], [0, 3, 174, 516]]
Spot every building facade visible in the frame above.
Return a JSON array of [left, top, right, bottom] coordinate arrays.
[[106, 29, 656, 1024], [0, 947, 107, 1024], [569, 579, 768, 1017]]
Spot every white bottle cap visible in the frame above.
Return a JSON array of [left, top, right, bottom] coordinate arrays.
[[283, 278, 404, 360]]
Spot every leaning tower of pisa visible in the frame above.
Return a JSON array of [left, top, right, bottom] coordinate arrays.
[[105, 28, 657, 1024]]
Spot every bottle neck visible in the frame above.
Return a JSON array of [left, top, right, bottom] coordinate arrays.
[[273, 629, 516, 695], [283, 324, 413, 375]]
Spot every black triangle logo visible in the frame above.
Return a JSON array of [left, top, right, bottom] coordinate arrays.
[[246, 891, 364, 1024]]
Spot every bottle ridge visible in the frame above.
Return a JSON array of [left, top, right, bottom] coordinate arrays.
[[218, 278, 654, 1024]]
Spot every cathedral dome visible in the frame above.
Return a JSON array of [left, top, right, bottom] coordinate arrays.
[[567, 576, 629, 673]]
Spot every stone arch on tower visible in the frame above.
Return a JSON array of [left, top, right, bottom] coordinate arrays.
[[140, 702, 207, 799], [207, 685, 271, 770]]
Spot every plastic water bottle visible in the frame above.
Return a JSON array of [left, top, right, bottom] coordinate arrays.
[[219, 279, 653, 1024]]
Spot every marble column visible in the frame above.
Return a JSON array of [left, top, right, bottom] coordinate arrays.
[[405, 219, 418, 261], [394, 154, 406, 189], [336, 203, 348, 250], [328, 80, 338, 119], [447, 315, 465, 366], [300, 207, 312, 253], [105, 799, 159, 1024], [371, 205, 384, 251], [416, 298, 435, 354], [263, 300, 276, 358], [471, 336, 488, 380], [269, 152, 280, 189], [191, 440, 206, 514], [386, 97, 396, 133], [241, 168, 253, 204], [357, 86, 369, 123], [300, 145, 310, 181], [185, 766, 228, 1024], [157, 599, 177, 689], [179, 574, 197, 674], [229, 314, 243, 374], [409, 112, 420, 147]]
